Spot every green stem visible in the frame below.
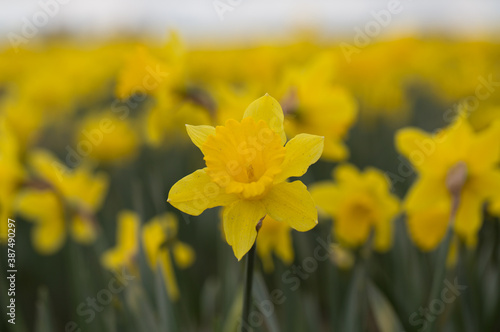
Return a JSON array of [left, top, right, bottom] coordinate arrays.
[[241, 242, 257, 331]]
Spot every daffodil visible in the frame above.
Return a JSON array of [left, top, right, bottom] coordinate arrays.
[[277, 54, 357, 161], [115, 46, 168, 100], [16, 150, 108, 254], [396, 118, 500, 250], [101, 211, 140, 273], [142, 213, 195, 301], [77, 112, 139, 163], [256, 216, 294, 272], [311, 164, 400, 251], [168, 94, 324, 260]]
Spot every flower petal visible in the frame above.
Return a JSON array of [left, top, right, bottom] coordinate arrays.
[[263, 181, 318, 232], [310, 182, 341, 216], [168, 169, 238, 216], [406, 202, 450, 251], [467, 120, 500, 173], [274, 134, 324, 183], [453, 190, 484, 247], [173, 241, 195, 269], [185, 124, 216, 152], [394, 128, 447, 176], [243, 94, 286, 145], [159, 249, 180, 301], [404, 176, 449, 213], [223, 200, 266, 261]]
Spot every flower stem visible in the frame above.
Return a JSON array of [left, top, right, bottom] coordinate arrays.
[[241, 241, 256, 331], [241, 220, 262, 331]]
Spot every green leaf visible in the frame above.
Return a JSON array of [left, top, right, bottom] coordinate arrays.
[[367, 280, 404, 332]]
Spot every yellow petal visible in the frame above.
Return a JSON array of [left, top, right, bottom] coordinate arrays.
[[16, 189, 66, 255], [185, 124, 216, 152], [490, 196, 500, 217], [321, 138, 349, 161], [262, 181, 318, 232], [373, 195, 399, 252], [333, 164, 360, 185], [101, 249, 124, 271], [70, 215, 96, 244], [173, 241, 195, 269], [364, 168, 391, 195], [394, 128, 446, 175], [223, 200, 266, 261], [467, 120, 500, 173], [142, 219, 165, 268], [404, 176, 449, 213], [117, 211, 140, 252], [310, 182, 341, 216], [159, 249, 180, 301], [274, 134, 324, 183], [453, 190, 483, 245], [243, 94, 286, 145], [168, 169, 238, 216], [28, 150, 68, 190], [406, 203, 450, 251]]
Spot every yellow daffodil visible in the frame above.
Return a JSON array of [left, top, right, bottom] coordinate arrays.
[[168, 94, 324, 260], [311, 164, 400, 251], [77, 112, 139, 163], [15, 150, 109, 254], [145, 96, 212, 147], [101, 211, 140, 273], [115, 46, 168, 100], [256, 215, 294, 273], [396, 118, 500, 250], [277, 54, 357, 161], [142, 213, 195, 301]]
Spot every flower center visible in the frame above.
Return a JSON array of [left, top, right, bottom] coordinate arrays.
[[202, 118, 286, 199]]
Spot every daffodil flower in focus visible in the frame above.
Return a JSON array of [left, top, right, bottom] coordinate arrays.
[[16, 150, 108, 254], [396, 118, 500, 250], [256, 216, 294, 273], [142, 213, 195, 301], [311, 164, 400, 251], [101, 211, 140, 273], [168, 94, 324, 260]]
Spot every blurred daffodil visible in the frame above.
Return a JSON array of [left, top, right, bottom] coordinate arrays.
[[16, 150, 109, 254], [396, 118, 500, 250], [168, 94, 324, 260], [77, 112, 139, 164], [142, 213, 195, 301], [101, 211, 140, 273], [278, 54, 357, 161], [0, 125, 24, 243], [256, 215, 294, 273], [115, 46, 169, 100], [311, 164, 400, 251]]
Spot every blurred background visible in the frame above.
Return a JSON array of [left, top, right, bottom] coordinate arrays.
[[1, 1, 500, 332]]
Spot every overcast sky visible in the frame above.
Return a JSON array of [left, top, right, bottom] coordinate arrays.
[[1, 0, 500, 46]]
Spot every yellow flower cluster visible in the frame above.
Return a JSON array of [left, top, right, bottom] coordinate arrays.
[[0, 32, 499, 310]]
